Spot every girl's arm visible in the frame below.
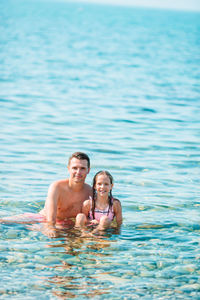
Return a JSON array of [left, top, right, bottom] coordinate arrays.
[[113, 199, 122, 226], [82, 199, 91, 218], [82, 199, 99, 224]]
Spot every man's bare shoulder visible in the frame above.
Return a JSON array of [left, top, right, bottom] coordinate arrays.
[[49, 179, 69, 191], [50, 179, 69, 187], [83, 183, 92, 192]]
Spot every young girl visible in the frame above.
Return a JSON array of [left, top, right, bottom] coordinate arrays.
[[75, 171, 122, 230]]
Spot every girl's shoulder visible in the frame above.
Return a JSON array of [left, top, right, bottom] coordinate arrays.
[[83, 198, 92, 209], [112, 198, 122, 209], [112, 198, 121, 204]]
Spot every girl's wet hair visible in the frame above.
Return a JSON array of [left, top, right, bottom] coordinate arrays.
[[91, 171, 113, 220]]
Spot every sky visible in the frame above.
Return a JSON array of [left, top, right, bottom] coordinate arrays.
[[71, 0, 200, 12]]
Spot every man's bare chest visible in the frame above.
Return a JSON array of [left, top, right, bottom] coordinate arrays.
[[57, 190, 88, 218]]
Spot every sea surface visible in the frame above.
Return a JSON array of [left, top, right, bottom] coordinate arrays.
[[0, 0, 200, 299]]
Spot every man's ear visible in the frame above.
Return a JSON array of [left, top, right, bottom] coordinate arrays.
[[111, 183, 114, 189], [67, 163, 71, 173], [87, 168, 90, 174]]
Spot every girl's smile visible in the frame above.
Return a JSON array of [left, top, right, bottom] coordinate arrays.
[[95, 174, 113, 198]]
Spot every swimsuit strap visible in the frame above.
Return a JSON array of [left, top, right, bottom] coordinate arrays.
[[88, 197, 114, 220]]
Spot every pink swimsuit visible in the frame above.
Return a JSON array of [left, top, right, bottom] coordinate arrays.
[[88, 199, 114, 222]]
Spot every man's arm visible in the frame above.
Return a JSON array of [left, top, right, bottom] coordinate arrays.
[[45, 182, 59, 225], [43, 182, 59, 237]]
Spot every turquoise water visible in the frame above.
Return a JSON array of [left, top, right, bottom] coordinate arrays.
[[0, 0, 200, 298]]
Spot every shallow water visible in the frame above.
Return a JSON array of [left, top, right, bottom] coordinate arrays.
[[0, 0, 200, 298]]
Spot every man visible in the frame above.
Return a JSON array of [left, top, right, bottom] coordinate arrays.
[[40, 152, 92, 237]]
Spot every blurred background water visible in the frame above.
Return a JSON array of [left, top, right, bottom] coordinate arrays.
[[0, 0, 200, 298]]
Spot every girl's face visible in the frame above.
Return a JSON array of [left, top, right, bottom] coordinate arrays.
[[95, 174, 113, 197]]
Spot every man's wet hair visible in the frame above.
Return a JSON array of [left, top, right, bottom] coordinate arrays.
[[68, 152, 90, 168]]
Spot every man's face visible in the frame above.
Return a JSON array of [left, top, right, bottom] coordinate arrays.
[[68, 158, 90, 183]]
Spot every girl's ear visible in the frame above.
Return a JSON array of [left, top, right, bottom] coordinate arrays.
[[111, 183, 114, 189]]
